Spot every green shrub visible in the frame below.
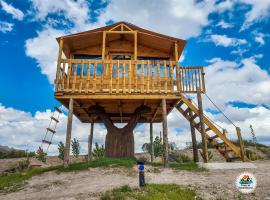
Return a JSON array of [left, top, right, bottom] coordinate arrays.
[[71, 138, 80, 158], [92, 143, 105, 159], [208, 151, 213, 161], [36, 147, 46, 163], [58, 141, 65, 160]]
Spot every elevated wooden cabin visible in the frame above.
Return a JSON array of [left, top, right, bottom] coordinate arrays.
[[54, 22, 205, 124]]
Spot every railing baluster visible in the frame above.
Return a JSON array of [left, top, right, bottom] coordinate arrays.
[[202, 67, 206, 93], [170, 61, 174, 92], [128, 60, 131, 93], [141, 61, 144, 93], [61, 63, 66, 91], [109, 61, 113, 93], [198, 67, 202, 92], [117, 60, 119, 93], [164, 61, 167, 93], [123, 62, 126, 93], [72, 63, 77, 93], [151, 63, 154, 92], [135, 61, 138, 92], [86, 62, 90, 93], [194, 68, 198, 91], [147, 60, 150, 93], [79, 61, 84, 93], [93, 61, 97, 93], [157, 62, 161, 93], [66, 60, 71, 92]]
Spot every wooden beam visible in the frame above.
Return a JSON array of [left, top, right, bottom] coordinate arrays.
[[150, 122, 154, 162], [236, 127, 246, 161], [174, 41, 179, 62], [162, 99, 169, 167], [64, 98, 73, 167], [151, 102, 161, 122], [102, 31, 106, 60], [88, 122, 94, 161], [56, 38, 64, 91], [134, 31, 138, 60], [188, 99, 198, 162], [197, 88, 208, 163]]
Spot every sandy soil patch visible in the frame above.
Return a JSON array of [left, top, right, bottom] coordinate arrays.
[[0, 161, 269, 200]]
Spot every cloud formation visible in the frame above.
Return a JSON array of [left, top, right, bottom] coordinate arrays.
[[0, 0, 24, 20]]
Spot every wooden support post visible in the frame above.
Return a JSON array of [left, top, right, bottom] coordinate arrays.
[[88, 122, 94, 161], [56, 38, 63, 91], [236, 127, 245, 161], [134, 31, 137, 60], [64, 98, 73, 167], [162, 99, 169, 167], [197, 87, 208, 163], [188, 99, 199, 162], [102, 31, 106, 60], [150, 122, 154, 162]]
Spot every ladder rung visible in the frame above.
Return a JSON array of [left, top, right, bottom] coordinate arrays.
[[42, 140, 52, 145], [182, 108, 190, 116], [47, 128, 56, 134], [54, 106, 62, 113], [51, 116, 59, 123], [189, 113, 198, 121], [215, 142, 225, 147], [205, 127, 212, 132], [178, 100, 184, 107], [208, 135, 219, 140], [195, 122, 201, 129]]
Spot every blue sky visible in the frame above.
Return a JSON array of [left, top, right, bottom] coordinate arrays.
[[0, 0, 269, 154]]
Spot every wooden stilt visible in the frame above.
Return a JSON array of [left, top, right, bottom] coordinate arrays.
[[188, 99, 199, 162], [162, 99, 169, 167], [197, 87, 208, 163], [150, 122, 154, 162], [88, 122, 94, 161], [236, 127, 245, 161], [64, 98, 73, 167]]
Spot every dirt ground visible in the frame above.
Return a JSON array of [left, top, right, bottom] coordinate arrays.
[[0, 161, 269, 200]]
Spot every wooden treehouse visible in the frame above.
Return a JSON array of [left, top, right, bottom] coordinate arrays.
[[54, 22, 247, 166]]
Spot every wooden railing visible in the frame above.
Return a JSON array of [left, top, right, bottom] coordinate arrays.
[[55, 59, 205, 94]]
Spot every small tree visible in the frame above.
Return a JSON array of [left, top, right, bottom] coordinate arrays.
[[36, 147, 47, 163], [71, 138, 80, 158], [250, 125, 258, 159], [58, 141, 65, 160], [92, 143, 105, 159]]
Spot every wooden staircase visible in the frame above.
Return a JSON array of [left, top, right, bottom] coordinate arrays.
[[176, 95, 248, 162]]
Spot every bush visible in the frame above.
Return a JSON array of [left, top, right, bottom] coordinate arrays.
[[208, 151, 213, 161], [36, 147, 47, 163], [71, 138, 80, 158], [92, 143, 105, 159], [0, 149, 35, 159], [169, 152, 192, 163], [58, 141, 65, 160]]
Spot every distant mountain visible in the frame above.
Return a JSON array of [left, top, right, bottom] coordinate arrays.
[[0, 145, 13, 153]]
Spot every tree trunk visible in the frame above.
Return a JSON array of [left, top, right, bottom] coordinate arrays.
[[89, 105, 150, 158]]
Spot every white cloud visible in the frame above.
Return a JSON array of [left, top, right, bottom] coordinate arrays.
[[205, 56, 270, 108], [240, 0, 270, 30], [216, 20, 233, 29], [29, 0, 91, 31], [253, 32, 268, 46], [0, 0, 24, 20], [209, 34, 247, 47], [0, 21, 13, 33], [25, 27, 66, 83], [97, 0, 225, 39]]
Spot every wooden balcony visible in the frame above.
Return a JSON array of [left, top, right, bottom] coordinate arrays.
[[55, 59, 205, 97]]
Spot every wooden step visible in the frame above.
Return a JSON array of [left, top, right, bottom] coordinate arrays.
[[54, 106, 62, 113], [182, 108, 191, 116], [51, 116, 59, 123], [42, 140, 52, 145], [208, 135, 219, 140], [205, 127, 212, 132], [189, 113, 198, 121], [47, 128, 56, 134], [215, 142, 225, 147]]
